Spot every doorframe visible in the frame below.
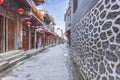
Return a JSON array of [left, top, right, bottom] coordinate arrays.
[[3, 16, 6, 52], [0, 15, 17, 53], [7, 18, 16, 51], [0, 15, 4, 53]]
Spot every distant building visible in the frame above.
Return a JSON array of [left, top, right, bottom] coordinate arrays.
[[39, 10, 55, 32], [55, 28, 64, 38], [39, 10, 57, 46], [55, 28, 64, 44]]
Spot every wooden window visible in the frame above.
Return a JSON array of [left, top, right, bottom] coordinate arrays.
[[73, 0, 78, 13]]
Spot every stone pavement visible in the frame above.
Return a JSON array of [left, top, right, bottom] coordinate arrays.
[[0, 44, 55, 73], [0, 44, 69, 80]]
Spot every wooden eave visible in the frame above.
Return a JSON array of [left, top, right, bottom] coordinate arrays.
[[34, 0, 46, 5], [13, 0, 31, 8]]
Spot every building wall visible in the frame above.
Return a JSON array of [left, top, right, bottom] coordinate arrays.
[[57, 28, 64, 38], [71, 0, 99, 25], [69, 0, 120, 80], [65, 9, 71, 31], [0, 2, 18, 52]]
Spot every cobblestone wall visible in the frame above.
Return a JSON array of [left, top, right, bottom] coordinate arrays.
[[70, 0, 120, 80]]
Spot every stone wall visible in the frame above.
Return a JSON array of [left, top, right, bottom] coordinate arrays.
[[70, 0, 120, 80]]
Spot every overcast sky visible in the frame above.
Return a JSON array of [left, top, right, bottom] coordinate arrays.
[[37, 0, 68, 33]]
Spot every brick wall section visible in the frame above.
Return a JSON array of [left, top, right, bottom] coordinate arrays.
[[70, 0, 120, 80]]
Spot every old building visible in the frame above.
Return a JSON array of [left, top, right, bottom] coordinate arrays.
[[0, 0, 45, 53], [65, 0, 120, 80], [55, 28, 64, 44], [64, 2, 71, 46], [0, 0, 65, 74], [0, 0, 27, 52], [40, 10, 57, 46]]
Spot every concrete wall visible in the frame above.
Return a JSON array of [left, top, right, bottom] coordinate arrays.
[[68, 0, 120, 80]]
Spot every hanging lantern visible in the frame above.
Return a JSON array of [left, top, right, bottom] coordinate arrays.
[[34, 26, 39, 30], [17, 8, 24, 15], [40, 30, 45, 33], [0, 0, 3, 5], [26, 21, 32, 29]]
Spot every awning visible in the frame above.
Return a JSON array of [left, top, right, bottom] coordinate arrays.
[[45, 31, 56, 37], [36, 28, 44, 35], [30, 13, 44, 26]]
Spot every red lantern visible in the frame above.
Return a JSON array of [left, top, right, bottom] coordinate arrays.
[[40, 30, 45, 33], [34, 26, 39, 30], [0, 0, 3, 5], [17, 8, 24, 15], [26, 21, 32, 29]]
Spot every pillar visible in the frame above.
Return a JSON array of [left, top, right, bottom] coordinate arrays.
[[34, 31, 37, 48], [28, 30, 31, 50], [6, 18, 8, 51], [3, 17, 5, 52]]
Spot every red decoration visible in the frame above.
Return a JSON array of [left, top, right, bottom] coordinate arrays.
[[17, 8, 24, 15], [0, 0, 3, 5], [40, 30, 45, 33], [34, 26, 39, 30], [26, 21, 32, 29]]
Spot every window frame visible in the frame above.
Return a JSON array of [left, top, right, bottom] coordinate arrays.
[[73, 0, 78, 13]]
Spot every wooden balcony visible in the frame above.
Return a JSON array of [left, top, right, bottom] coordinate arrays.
[[43, 14, 55, 25], [32, 5, 44, 22]]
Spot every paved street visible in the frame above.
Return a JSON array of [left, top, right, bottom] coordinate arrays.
[[0, 44, 69, 80]]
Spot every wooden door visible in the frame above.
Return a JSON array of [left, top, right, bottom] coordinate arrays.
[[8, 19, 15, 51], [0, 16, 3, 53], [22, 30, 29, 50], [31, 32, 34, 49]]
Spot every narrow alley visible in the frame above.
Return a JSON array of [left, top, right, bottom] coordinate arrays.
[[0, 44, 69, 80], [1, 0, 120, 80]]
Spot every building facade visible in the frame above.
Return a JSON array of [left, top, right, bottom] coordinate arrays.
[[64, 2, 71, 46], [0, 0, 46, 53], [55, 28, 64, 44], [65, 0, 120, 80], [35, 10, 57, 47], [0, 0, 26, 52]]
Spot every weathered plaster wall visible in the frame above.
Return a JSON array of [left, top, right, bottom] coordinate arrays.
[[70, 0, 120, 80]]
